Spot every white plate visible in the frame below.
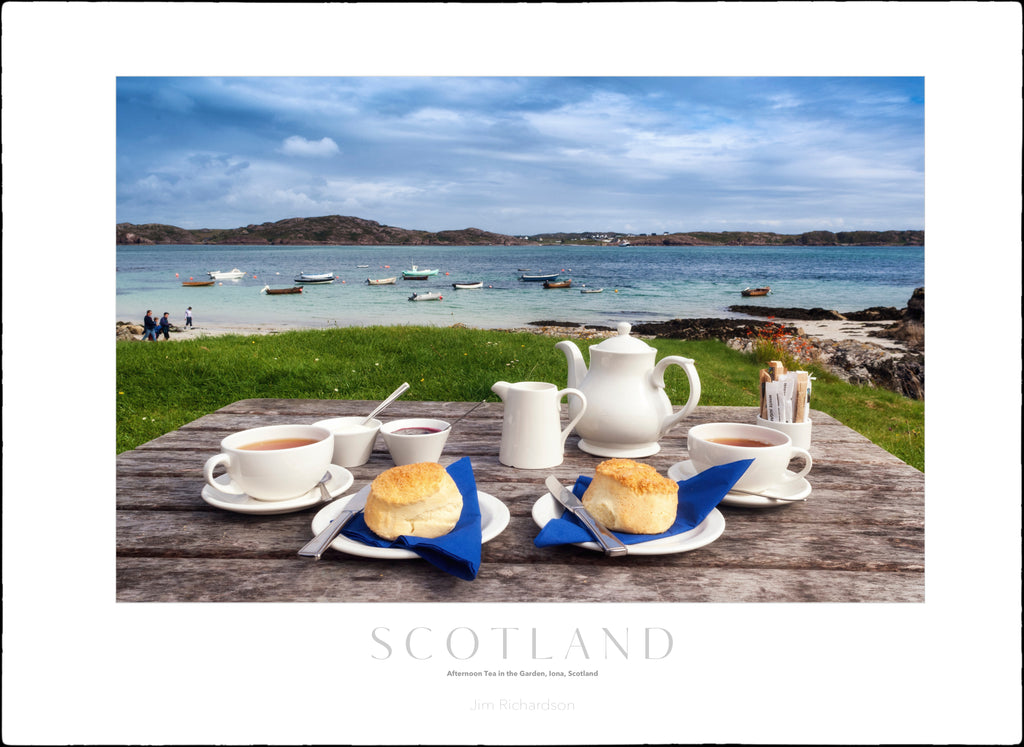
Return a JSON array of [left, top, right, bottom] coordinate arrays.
[[201, 465, 354, 515], [667, 460, 812, 507], [309, 487, 510, 559], [531, 493, 725, 556]]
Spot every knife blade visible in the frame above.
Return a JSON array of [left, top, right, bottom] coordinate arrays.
[[298, 504, 360, 559], [545, 476, 628, 556]]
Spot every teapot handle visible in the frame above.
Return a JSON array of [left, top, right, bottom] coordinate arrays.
[[557, 387, 588, 446], [651, 356, 701, 436]]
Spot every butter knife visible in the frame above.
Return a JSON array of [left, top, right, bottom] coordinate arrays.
[[545, 476, 628, 557], [298, 503, 360, 560]]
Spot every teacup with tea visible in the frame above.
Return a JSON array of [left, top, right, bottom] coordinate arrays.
[[203, 424, 333, 501], [687, 422, 812, 493]]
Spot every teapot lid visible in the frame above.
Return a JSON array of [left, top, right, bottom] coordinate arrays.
[[591, 322, 654, 354]]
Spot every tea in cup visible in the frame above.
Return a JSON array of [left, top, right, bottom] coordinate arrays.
[[687, 422, 812, 493], [203, 424, 333, 501], [380, 418, 450, 465], [314, 416, 382, 467]]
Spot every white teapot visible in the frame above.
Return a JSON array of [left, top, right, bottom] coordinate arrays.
[[556, 322, 701, 457]]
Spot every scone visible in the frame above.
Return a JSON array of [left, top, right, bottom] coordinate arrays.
[[364, 462, 463, 540], [581, 458, 678, 534]]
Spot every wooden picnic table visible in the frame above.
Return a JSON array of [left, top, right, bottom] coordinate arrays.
[[116, 400, 924, 602]]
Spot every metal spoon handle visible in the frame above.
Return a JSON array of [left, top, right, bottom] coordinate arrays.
[[443, 397, 489, 431], [362, 382, 410, 425], [298, 508, 359, 559], [728, 486, 806, 502]]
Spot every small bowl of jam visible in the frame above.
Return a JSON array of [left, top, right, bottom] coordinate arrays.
[[380, 418, 451, 466]]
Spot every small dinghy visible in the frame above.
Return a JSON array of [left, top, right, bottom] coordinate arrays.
[[294, 272, 336, 284], [366, 277, 398, 285], [451, 281, 483, 289], [741, 286, 771, 297], [208, 268, 245, 280], [409, 292, 443, 301], [261, 284, 303, 295], [402, 265, 439, 279]]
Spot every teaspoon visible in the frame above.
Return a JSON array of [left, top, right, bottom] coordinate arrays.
[[727, 486, 806, 502], [441, 397, 490, 431], [362, 382, 410, 425]]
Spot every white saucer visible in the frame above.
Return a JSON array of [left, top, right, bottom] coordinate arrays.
[[201, 465, 354, 515], [531, 493, 725, 555], [309, 486, 510, 559], [667, 460, 812, 507], [577, 439, 660, 458]]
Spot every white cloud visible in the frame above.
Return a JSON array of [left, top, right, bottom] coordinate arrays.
[[280, 135, 340, 157]]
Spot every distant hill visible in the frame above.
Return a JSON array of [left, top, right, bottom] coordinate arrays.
[[116, 215, 923, 247], [116, 215, 528, 246]]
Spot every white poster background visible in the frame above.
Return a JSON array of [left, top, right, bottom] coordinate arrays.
[[3, 3, 1021, 745]]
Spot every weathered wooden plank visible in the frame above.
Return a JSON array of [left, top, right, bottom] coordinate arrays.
[[116, 558, 923, 603], [116, 506, 923, 572]]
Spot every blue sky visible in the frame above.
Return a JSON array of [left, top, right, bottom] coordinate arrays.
[[116, 76, 924, 235]]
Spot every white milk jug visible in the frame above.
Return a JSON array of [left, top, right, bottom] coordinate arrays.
[[492, 381, 587, 470]]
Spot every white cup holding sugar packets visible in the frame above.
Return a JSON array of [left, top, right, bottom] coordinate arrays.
[[756, 415, 812, 451], [203, 424, 333, 501], [314, 416, 383, 467], [687, 422, 812, 493]]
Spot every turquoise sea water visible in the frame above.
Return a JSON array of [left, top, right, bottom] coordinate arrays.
[[115, 244, 924, 330]]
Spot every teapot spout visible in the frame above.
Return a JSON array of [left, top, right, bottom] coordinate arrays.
[[555, 340, 587, 389], [491, 380, 511, 401]]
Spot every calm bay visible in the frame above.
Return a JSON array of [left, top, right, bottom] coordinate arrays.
[[116, 243, 924, 330]]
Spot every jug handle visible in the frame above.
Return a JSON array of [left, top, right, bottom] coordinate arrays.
[[557, 387, 588, 447], [651, 356, 701, 436]]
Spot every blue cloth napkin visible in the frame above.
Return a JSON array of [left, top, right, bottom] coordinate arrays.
[[534, 459, 753, 548], [340, 456, 482, 580]]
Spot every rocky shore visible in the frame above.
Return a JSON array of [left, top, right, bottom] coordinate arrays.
[[519, 288, 925, 400]]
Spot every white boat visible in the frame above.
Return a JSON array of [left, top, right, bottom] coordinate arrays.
[[366, 277, 397, 285], [520, 272, 559, 282], [580, 287, 604, 294], [208, 268, 245, 280], [294, 272, 336, 284], [402, 265, 439, 279], [409, 291, 443, 301], [452, 281, 483, 289]]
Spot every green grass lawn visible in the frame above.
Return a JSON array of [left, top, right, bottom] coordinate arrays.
[[116, 325, 923, 471]]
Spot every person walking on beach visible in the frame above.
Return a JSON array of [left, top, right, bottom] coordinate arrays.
[[143, 310, 157, 341], [184, 306, 193, 329], [158, 312, 171, 340]]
